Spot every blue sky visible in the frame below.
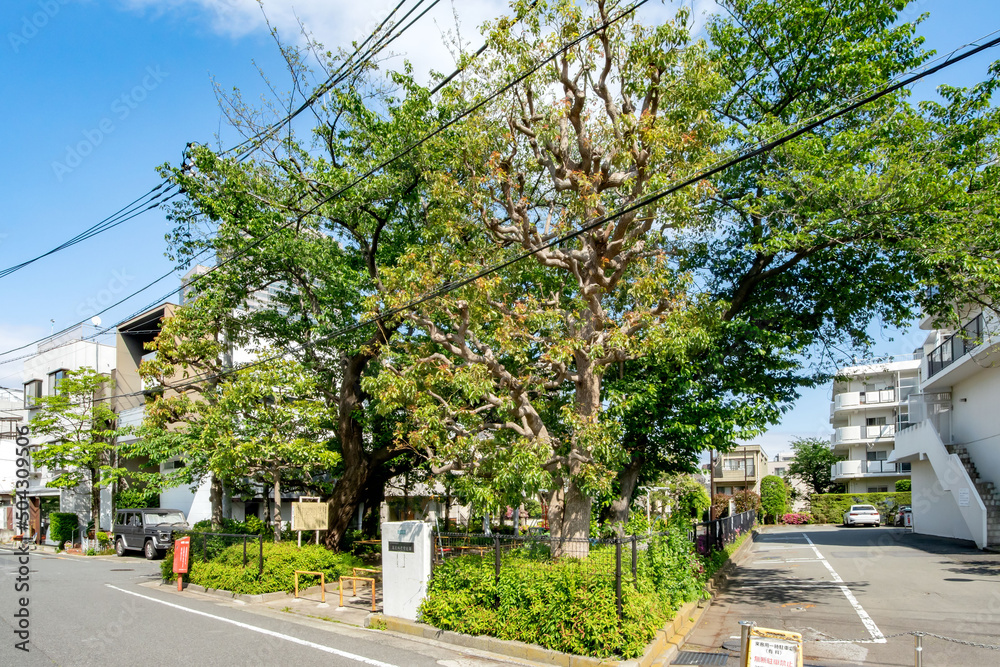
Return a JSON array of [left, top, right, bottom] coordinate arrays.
[[1, 0, 998, 447]]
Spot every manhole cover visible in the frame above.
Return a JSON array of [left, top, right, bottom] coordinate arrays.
[[110, 568, 134, 572], [721, 640, 741, 651], [674, 651, 729, 665], [944, 578, 973, 582]]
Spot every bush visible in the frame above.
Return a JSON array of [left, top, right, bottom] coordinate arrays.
[[161, 541, 361, 595], [781, 513, 812, 525], [114, 487, 159, 509], [50, 512, 81, 547], [760, 476, 787, 522], [711, 494, 732, 519], [95, 531, 112, 548], [419, 527, 705, 659], [808, 492, 911, 523], [733, 490, 761, 514], [895, 479, 911, 492]]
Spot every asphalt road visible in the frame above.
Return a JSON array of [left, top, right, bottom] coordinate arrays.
[[0, 547, 521, 667], [681, 524, 1000, 666]]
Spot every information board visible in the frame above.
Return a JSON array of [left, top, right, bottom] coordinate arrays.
[[745, 627, 803, 667], [172, 536, 191, 574], [292, 501, 329, 530]]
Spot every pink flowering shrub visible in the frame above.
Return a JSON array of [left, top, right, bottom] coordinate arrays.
[[781, 513, 813, 525]]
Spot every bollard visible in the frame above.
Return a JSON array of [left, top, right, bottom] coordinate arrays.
[[739, 620, 755, 664], [914, 632, 924, 667]]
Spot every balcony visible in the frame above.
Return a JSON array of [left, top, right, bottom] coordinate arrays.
[[831, 459, 912, 480], [831, 424, 896, 445], [926, 313, 985, 379], [714, 463, 757, 481], [833, 389, 897, 412]]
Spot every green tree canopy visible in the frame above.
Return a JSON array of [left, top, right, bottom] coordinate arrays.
[[787, 437, 840, 495]]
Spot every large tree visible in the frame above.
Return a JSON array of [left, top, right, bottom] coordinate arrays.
[[371, 0, 1000, 554]]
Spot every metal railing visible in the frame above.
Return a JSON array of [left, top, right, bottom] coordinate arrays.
[[691, 509, 756, 554], [927, 313, 985, 378]]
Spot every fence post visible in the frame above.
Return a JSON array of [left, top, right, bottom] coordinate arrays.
[[243, 535, 248, 567], [615, 538, 623, 622], [258, 535, 263, 576], [739, 620, 754, 663], [494, 533, 501, 584], [913, 632, 924, 667], [631, 536, 637, 583], [202, 533, 207, 562]]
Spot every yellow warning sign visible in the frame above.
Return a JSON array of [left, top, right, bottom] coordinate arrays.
[[744, 627, 803, 667]]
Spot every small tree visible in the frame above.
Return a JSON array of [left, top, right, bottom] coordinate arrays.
[[711, 494, 732, 520], [787, 437, 840, 495], [29, 368, 124, 529], [760, 475, 787, 523]]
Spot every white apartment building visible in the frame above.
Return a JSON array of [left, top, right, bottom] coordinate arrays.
[[829, 355, 919, 493], [20, 325, 116, 535], [1, 387, 27, 539], [892, 305, 1000, 549]]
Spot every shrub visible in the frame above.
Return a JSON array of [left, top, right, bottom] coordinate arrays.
[[808, 492, 911, 523], [162, 541, 361, 595], [50, 512, 81, 547], [711, 494, 732, 519], [781, 513, 812, 525], [114, 487, 159, 509], [419, 527, 705, 659], [895, 479, 911, 492], [733, 490, 761, 514], [760, 476, 787, 523]]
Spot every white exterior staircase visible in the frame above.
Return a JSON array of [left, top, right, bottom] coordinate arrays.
[[947, 443, 1000, 547]]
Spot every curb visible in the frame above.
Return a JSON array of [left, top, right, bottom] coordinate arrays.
[[365, 530, 759, 667], [161, 579, 291, 604]]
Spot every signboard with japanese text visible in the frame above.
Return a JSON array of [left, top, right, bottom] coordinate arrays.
[[745, 627, 803, 667], [172, 536, 191, 574], [292, 501, 329, 531]]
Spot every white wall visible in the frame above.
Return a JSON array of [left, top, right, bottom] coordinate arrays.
[[910, 460, 976, 543], [160, 478, 213, 525], [951, 364, 1000, 487]]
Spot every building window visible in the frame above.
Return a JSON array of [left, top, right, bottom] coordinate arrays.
[[48, 369, 69, 396], [163, 459, 186, 471], [23, 380, 42, 408], [866, 451, 888, 461], [867, 486, 889, 493], [866, 416, 887, 426]]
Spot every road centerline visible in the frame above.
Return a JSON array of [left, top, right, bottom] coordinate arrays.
[[801, 533, 885, 643], [105, 584, 400, 666]]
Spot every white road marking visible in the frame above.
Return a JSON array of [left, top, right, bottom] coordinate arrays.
[[106, 584, 400, 666], [801, 534, 885, 643]]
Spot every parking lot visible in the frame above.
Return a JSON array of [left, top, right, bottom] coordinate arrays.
[[681, 524, 1000, 665]]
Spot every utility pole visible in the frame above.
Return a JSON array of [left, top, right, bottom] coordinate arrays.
[[709, 449, 715, 520]]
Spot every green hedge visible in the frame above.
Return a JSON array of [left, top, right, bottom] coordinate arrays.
[[49, 512, 80, 547], [809, 492, 911, 523], [161, 541, 361, 595], [419, 528, 705, 659]]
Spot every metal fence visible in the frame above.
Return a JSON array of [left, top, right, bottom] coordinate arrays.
[[690, 509, 756, 555], [432, 516, 755, 622], [174, 531, 264, 576]]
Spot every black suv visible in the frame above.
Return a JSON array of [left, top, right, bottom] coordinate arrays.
[[113, 508, 189, 559]]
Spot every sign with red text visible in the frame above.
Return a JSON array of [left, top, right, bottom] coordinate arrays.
[[172, 536, 191, 574], [745, 627, 803, 667]]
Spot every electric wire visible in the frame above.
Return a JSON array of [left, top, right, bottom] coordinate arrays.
[[68, 27, 1000, 411]]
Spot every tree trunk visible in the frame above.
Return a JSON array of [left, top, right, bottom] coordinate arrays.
[[608, 457, 643, 533], [210, 474, 224, 528], [546, 480, 592, 558], [91, 465, 101, 533], [546, 352, 602, 557], [324, 461, 371, 549], [272, 473, 282, 541]]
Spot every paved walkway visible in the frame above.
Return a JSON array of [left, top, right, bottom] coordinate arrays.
[[679, 525, 1000, 666]]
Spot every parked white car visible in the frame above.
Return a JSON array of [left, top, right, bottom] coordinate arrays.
[[843, 505, 881, 527]]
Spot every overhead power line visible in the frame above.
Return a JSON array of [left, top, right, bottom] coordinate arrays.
[[0, 0, 433, 284], [79, 26, 1000, 411]]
